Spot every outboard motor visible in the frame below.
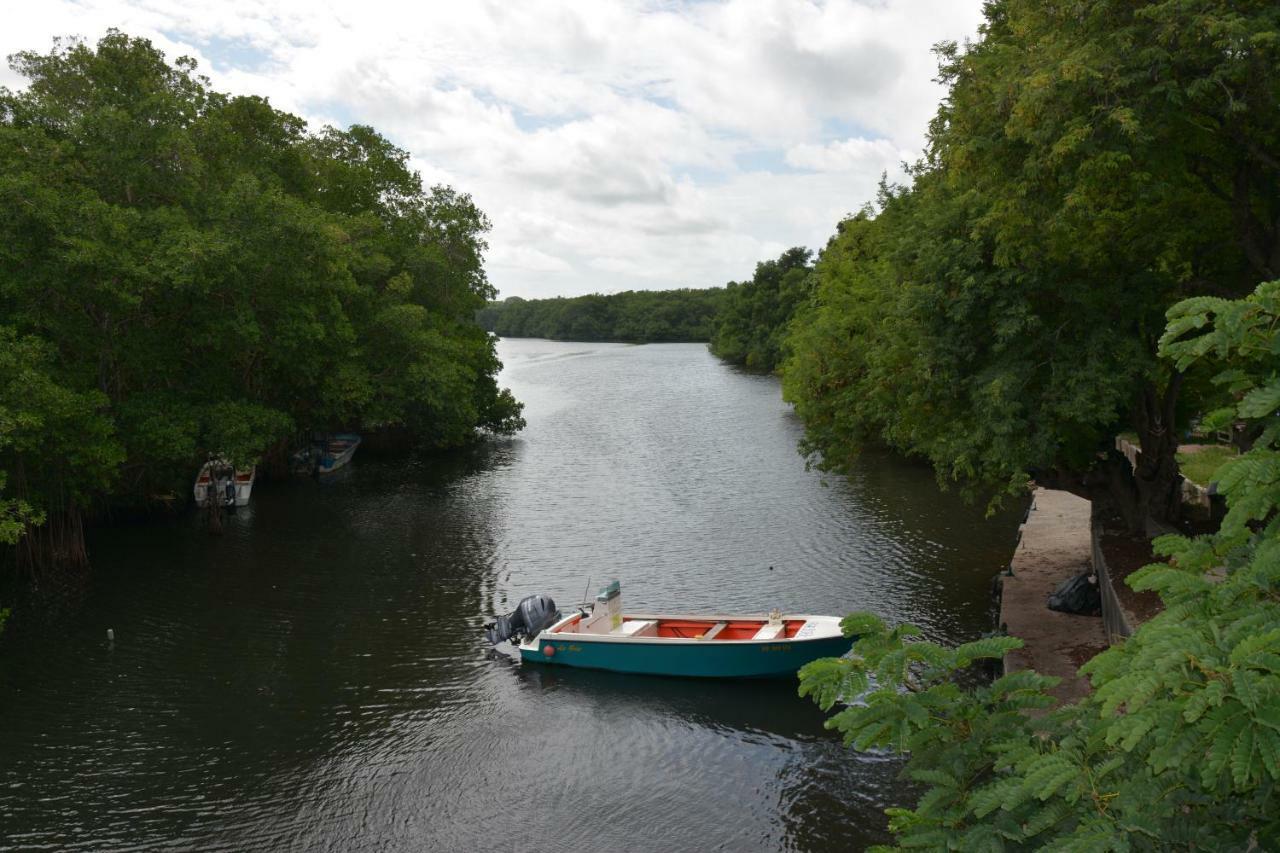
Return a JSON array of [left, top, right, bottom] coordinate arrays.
[[484, 595, 560, 645]]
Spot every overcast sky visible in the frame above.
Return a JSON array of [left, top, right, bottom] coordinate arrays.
[[3, 1, 985, 299]]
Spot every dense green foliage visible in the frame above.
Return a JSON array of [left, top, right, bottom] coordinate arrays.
[[0, 33, 523, 564], [478, 288, 725, 343], [789, 1, 1280, 845], [800, 283, 1280, 849], [480, 245, 813, 362], [708, 247, 813, 372], [783, 0, 1280, 526]]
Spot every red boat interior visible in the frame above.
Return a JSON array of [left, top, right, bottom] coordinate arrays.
[[550, 613, 806, 640], [655, 619, 806, 639], [196, 470, 253, 484]]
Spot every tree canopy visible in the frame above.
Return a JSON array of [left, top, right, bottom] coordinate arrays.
[[782, 0, 1280, 528], [478, 288, 725, 344], [0, 32, 523, 567], [709, 246, 814, 372], [800, 280, 1280, 849], [786, 0, 1280, 843]]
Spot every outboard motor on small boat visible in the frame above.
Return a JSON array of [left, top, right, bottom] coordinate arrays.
[[484, 595, 560, 645]]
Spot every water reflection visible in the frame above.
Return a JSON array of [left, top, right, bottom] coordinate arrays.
[[508, 657, 834, 741]]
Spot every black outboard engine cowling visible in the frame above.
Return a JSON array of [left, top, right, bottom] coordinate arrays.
[[484, 595, 560, 645]]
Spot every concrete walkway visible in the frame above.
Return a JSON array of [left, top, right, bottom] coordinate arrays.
[[1000, 488, 1107, 707]]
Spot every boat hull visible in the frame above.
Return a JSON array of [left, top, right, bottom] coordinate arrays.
[[193, 462, 254, 508], [317, 433, 362, 475], [232, 477, 253, 507], [518, 633, 852, 678]]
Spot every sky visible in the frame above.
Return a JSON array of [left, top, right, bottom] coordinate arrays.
[[1, 1, 986, 299]]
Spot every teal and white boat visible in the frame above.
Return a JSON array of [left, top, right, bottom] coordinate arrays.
[[484, 581, 852, 679]]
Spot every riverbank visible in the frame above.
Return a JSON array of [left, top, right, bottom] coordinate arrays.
[[999, 488, 1106, 706]]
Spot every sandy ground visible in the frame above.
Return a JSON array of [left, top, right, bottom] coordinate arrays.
[[999, 488, 1107, 707]]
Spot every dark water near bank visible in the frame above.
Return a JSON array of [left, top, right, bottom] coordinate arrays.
[[0, 340, 1021, 851]]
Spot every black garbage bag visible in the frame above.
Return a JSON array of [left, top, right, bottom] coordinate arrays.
[[1047, 571, 1101, 616]]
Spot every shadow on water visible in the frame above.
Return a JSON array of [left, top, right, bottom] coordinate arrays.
[[497, 651, 835, 741]]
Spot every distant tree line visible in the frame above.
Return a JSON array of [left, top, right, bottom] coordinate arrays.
[[0, 33, 524, 575], [478, 244, 815, 368], [478, 288, 725, 343]]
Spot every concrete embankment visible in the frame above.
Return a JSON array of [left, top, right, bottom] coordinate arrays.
[[999, 488, 1107, 707]]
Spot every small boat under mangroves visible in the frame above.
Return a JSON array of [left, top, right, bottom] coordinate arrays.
[[293, 433, 363, 476], [484, 580, 853, 678], [317, 433, 361, 475], [193, 458, 255, 508]]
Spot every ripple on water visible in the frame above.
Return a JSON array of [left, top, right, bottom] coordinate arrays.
[[0, 339, 1022, 852]]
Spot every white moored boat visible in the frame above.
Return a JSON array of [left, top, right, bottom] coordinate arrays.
[[194, 459, 254, 508]]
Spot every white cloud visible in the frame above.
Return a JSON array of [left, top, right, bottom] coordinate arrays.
[[487, 244, 573, 275], [785, 137, 913, 173], [0, 0, 986, 298]]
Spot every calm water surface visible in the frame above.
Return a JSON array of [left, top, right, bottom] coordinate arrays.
[[0, 339, 1021, 851]]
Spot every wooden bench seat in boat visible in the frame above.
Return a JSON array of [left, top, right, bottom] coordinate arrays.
[[751, 622, 785, 641], [699, 621, 728, 640]]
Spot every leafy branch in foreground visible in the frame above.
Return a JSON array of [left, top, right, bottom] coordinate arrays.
[[801, 282, 1280, 851]]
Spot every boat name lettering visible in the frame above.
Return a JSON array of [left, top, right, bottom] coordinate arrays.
[[760, 644, 793, 653]]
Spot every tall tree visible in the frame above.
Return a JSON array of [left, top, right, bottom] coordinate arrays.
[[785, 0, 1280, 530], [710, 247, 813, 372], [0, 32, 522, 570], [799, 281, 1280, 849]]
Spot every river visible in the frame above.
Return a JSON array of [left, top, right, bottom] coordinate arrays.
[[0, 339, 1022, 851]]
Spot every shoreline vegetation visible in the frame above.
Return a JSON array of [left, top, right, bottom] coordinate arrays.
[[0, 33, 524, 579], [476, 287, 725, 344], [475, 245, 815, 375], [778, 1, 1279, 847], [3, 0, 1280, 847]]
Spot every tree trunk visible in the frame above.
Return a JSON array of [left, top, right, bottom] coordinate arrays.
[[1076, 375, 1185, 537], [260, 437, 292, 481], [1133, 373, 1184, 535], [1092, 449, 1143, 534], [15, 504, 89, 579], [205, 495, 224, 535]]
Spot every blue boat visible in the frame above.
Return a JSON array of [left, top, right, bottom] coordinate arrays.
[[316, 433, 361, 475], [485, 581, 853, 679]]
